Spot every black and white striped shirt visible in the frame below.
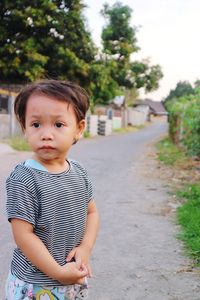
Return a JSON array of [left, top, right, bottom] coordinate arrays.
[[6, 160, 93, 285]]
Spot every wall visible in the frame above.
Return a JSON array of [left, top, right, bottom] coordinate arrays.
[[127, 106, 149, 126], [0, 114, 10, 138]]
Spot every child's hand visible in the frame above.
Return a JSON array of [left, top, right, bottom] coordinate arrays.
[[66, 245, 92, 277], [58, 261, 88, 285]]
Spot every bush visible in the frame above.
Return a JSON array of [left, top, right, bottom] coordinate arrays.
[[167, 94, 200, 157], [182, 101, 200, 156]]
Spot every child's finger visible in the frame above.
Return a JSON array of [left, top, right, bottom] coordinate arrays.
[[75, 256, 82, 269], [66, 248, 76, 262], [80, 263, 88, 275]]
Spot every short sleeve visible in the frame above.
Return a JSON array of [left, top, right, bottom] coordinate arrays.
[[86, 175, 94, 202], [6, 178, 38, 226]]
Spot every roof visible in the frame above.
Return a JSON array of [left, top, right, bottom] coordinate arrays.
[[134, 99, 168, 115]]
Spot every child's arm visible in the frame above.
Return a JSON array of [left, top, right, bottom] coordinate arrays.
[[11, 218, 88, 285], [66, 200, 100, 276]]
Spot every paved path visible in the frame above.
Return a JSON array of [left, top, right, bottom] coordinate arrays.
[[1, 119, 200, 299]]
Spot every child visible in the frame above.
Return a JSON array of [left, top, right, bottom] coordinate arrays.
[[5, 79, 99, 300]]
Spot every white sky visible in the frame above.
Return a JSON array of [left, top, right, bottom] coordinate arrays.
[[84, 0, 200, 101]]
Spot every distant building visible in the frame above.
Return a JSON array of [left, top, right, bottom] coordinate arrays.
[[134, 99, 168, 116]]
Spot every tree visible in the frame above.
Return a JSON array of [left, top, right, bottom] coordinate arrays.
[[0, 0, 96, 87], [164, 81, 194, 103], [101, 2, 139, 89], [131, 61, 163, 92], [100, 1, 163, 99], [89, 59, 120, 107]]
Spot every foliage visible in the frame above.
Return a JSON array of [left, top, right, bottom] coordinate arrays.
[[83, 130, 91, 138], [0, 0, 96, 86], [0, 0, 163, 106], [181, 98, 200, 156], [101, 2, 138, 59], [6, 136, 30, 151], [164, 81, 194, 105], [177, 184, 200, 263], [88, 59, 121, 105], [131, 61, 163, 92], [166, 90, 200, 157], [156, 138, 189, 166], [101, 2, 163, 94]]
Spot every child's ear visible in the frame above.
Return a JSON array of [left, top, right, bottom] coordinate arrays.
[[77, 119, 86, 138]]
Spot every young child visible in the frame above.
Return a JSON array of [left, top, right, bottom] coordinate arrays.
[[5, 80, 99, 300]]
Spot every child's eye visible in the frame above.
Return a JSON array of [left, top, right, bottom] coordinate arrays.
[[32, 122, 40, 128], [55, 122, 64, 128]]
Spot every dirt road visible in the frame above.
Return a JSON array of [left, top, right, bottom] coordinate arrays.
[[1, 119, 200, 299]]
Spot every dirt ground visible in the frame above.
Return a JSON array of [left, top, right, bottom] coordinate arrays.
[[142, 139, 200, 215]]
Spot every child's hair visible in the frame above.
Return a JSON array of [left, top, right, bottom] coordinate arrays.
[[14, 79, 90, 129]]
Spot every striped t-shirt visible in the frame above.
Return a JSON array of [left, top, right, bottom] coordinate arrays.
[[6, 159, 93, 286]]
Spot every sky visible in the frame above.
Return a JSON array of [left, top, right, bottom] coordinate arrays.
[[84, 0, 200, 101]]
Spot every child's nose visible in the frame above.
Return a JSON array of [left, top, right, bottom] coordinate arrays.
[[41, 128, 53, 140]]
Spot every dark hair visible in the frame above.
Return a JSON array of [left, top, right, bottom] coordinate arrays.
[[14, 79, 90, 129]]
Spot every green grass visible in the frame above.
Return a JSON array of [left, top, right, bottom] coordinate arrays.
[[6, 136, 31, 151], [83, 130, 91, 138], [177, 184, 200, 263], [156, 138, 189, 166], [156, 137, 200, 264], [114, 125, 144, 134]]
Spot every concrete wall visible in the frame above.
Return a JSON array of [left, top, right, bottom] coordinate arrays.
[[112, 116, 122, 130], [86, 114, 116, 136], [127, 106, 149, 126], [0, 114, 21, 139], [86, 115, 98, 136], [0, 114, 10, 138], [0, 95, 22, 139]]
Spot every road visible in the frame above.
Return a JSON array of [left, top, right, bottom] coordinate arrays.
[[1, 119, 200, 299]]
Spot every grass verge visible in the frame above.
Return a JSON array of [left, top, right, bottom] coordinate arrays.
[[5, 136, 31, 151], [177, 184, 200, 264], [156, 138, 189, 167], [114, 125, 144, 134], [156, 137, 200, 264]]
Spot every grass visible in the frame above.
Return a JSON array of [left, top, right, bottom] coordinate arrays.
[[113, 125, 144, 134], [177, 184, 200, 264], [156, 137, 200, 265], [83, 130, 91, 138], [156, 137, 189, 167], [6, 136, 31, 151]]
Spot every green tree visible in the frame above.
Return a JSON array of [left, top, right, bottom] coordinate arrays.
[[131, 61, 163, 92], [101, 2, 138, 89], [164, 81, 194, 103], [100, 2, 163, 97], [89, 58, 120, 106], [194, 79, 200, 88], [0, 0, 96, 87]]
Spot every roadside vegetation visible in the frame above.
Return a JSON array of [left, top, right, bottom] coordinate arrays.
[[157, 81, 200, 265], [113, 124, 144, 134], [156, 138, 189, 167], [156, 137, 200, 264], [5, 136, 30, 151]]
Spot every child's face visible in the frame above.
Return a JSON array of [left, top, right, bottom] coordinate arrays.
[[24, 94, 85, 163]]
